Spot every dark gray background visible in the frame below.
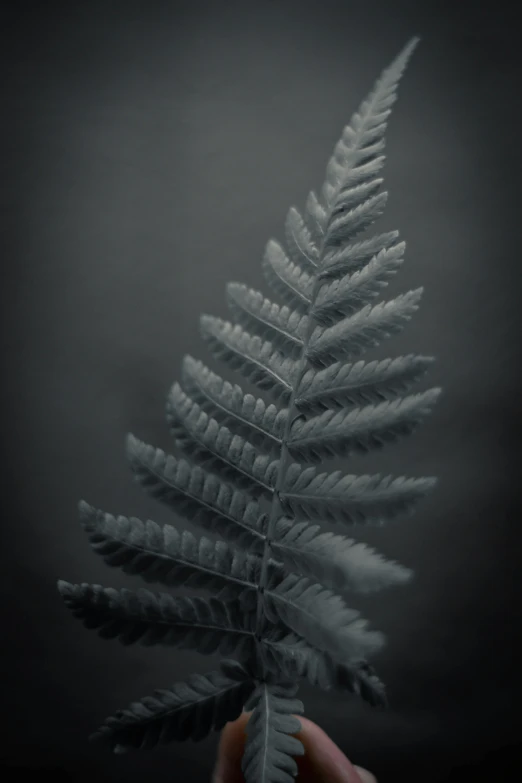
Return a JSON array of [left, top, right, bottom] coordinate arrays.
[[1, 1, 521, 781]]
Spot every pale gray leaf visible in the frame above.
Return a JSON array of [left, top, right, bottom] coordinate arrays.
[[166, 383, 279, 497], [78, 500, 261, 608], [312, 241, 405, 325], [304, 190, 327, 240], [295, 354, 435, 413], [281, 463, 437, 526], [272, 517, 413, 594], [200, 315, 297, 403], [180, 355, 288, 452], [320, 230, 400, 280], [312, 37, 419, 226], [265, 572, 385, 661], [263, 634, 387, 705], [284, 206, 320, 273], [261, 239, 314, 310], [57, 582, 256, 657], [226, 282, 308, 357], [90, 665, 255, 751], [307, 288, 424, 366], [330, 177, 383, 214], [125, 434, 267, 550], [288, 388, 442, 461], [324, 191, 388, 249]]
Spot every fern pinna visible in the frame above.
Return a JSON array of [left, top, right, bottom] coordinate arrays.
[[58, 37, 440, 782]]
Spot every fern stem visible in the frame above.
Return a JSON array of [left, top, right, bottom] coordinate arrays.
[[254, 251, 331, 668]]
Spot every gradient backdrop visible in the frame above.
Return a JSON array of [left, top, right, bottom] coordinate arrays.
[[1, 2, 521, 781]]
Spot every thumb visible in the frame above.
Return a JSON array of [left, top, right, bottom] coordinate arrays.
[[212, 711, 377, 783]]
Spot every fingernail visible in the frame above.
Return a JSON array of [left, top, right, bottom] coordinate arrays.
[[354, 765, 377, 783]]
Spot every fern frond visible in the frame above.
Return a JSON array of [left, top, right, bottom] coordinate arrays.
[[59, 38, 439, 783], [325, 190, 388, 247], [305, 191, 327, 239], [272, 517, 412, 594], [332, 659, 388, 706], [91, 661, 255, 751], [284, 206, 320, 273], [78, 500, 262, 608], [319, 230, 400, 280], [57, 582, 257, 657], [265, 572, 385, 660], [263, 634, 387, 705], [180, 356, 288, 452], [262, 239, 314, 309], [200, 315, 297, 402], [226, 282, 308, 357], [165, 383, 279, 497], [312, 241, 406, 325], [307, 35, 419, 232], [327, 154, 387, 199], [126, 434, 267, 550], [295, 354, 434, 413], [287, 388, 442, 462], [242, 682, 305, 783], [329, 177, 383, 213], [307, 288, 424, 366], [281, 464, 436, 526]]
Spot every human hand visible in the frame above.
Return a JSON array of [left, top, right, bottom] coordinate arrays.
[[211, 711, 377, 783]]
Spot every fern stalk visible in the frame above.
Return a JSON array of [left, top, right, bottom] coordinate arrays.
[[255, 270, 330, 650]]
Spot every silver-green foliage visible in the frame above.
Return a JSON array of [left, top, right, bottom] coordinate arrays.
[[58, 37, 440, 783]]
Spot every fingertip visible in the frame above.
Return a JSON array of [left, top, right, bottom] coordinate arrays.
[[219, 709, 250, 752], [212, 711, 251, 783], [353, 766, 378, 783], [294, 718, 373, 783]]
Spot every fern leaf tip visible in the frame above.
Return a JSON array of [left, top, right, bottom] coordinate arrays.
[[399, 36, 421, 62], [125, 432, 138, 450], [200, 313, 213, 327], [77, 499, 93, 517], [57, 579, 73, 596]]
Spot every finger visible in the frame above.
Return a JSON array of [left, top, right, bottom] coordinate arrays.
[[211, 711, 249, 783], [354, 767, 378, 783], [212, 710, 377, 783]]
